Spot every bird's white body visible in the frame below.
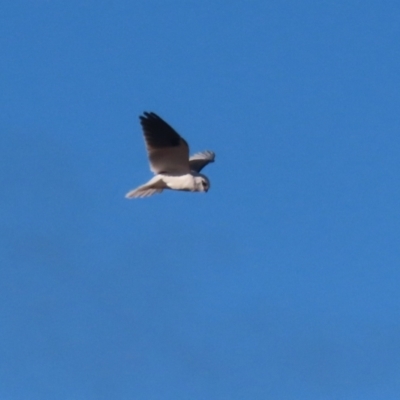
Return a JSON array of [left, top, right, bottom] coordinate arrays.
[[126, 172, 210, 198], [126, 112, 215, 199], [163, 173, 198, 191]]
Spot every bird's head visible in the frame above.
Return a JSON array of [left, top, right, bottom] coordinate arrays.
[[194, 174, 210, 193]]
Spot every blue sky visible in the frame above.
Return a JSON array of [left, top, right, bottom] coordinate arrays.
[[1, 1, 400, 399]]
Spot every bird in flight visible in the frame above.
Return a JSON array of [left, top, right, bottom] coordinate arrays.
[[125, 112, 215, 198]]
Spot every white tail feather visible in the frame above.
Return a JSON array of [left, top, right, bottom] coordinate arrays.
[[125, 187, 163, 198]]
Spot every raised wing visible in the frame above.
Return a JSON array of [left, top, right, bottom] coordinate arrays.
[[189, 150, 215, 172], [140, 112, 190, 174]]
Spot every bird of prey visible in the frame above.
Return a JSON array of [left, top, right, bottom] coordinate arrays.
[[125, 112, 215, 198]]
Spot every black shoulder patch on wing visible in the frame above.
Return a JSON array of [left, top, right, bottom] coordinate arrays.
[[140, 112, 182, 148]]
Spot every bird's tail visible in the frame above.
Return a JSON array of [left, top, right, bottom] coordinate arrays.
[[125, 186, 163, 199], [125, 177, 167, 198], [125, 176, 167, 199]]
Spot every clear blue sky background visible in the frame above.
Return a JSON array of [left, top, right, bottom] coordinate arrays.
[[1, 1, 400, 399]]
